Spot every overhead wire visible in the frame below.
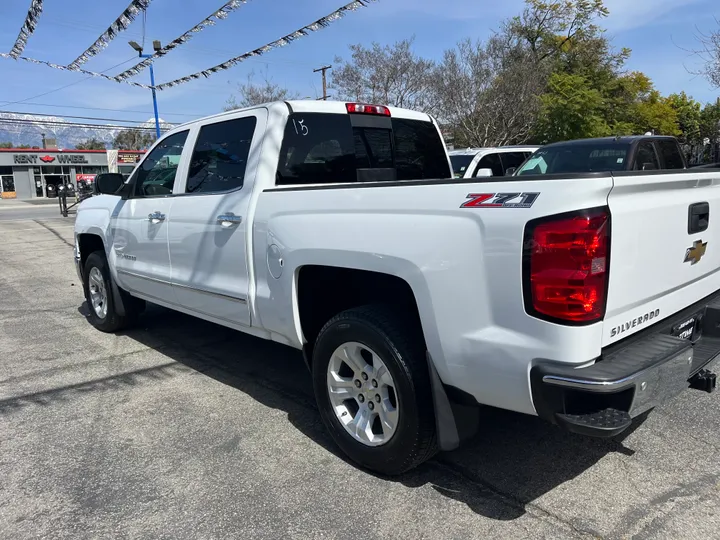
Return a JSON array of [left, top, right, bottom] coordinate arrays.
[[0, 118, 163, 131], [0, 56, 139, 107], [0, 109, 178, 125], [0, 102, 209, 118]]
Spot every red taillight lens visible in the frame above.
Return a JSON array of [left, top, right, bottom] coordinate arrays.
[[345, 102, 391, 116], [524, 208, 610, 323]]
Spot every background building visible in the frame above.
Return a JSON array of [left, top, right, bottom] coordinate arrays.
[[0, 149, 144, 199]]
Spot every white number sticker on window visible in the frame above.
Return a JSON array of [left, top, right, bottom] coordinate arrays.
[[292, 119, 309, 136]]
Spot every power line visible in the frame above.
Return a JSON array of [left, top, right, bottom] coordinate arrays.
[[0, 109, 178, 125], [1, 56, 138, 107], [0, 118, 162, 131], [0, 101, 209, 117]]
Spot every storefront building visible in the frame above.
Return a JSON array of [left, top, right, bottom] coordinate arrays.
[[0, 149, 145, 199]]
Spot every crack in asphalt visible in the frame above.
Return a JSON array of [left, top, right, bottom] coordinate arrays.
[[33, 219, 74, 248]]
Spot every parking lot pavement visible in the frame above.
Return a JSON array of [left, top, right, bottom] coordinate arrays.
[[1, 218, 719, 540]]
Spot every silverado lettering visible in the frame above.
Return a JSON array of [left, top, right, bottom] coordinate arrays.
[[610, 309, 660, 338]]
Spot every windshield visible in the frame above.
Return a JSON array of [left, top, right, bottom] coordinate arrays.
[[516, 144, 629, 175], [449, 155, 475, 178]]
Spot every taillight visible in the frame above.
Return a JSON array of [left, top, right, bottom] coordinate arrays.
[[346, 102, 391, 116], [523, 207, 610, 324]]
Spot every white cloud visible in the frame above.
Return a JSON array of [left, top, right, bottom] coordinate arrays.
[[602, 0, 707, 31]]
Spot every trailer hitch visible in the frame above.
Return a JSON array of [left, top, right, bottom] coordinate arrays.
[[689, 369, 717, 393]]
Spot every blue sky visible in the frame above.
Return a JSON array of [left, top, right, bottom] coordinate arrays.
[[0, 0, 718, 127]]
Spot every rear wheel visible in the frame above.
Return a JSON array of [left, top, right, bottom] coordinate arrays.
[[312, 305, 437, 475], [83, 251, 142, 332]]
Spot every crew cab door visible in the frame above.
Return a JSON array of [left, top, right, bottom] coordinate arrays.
[[605, 165, 720, 346], [167, 109, 266, 326], [112, 130, 190, 301]]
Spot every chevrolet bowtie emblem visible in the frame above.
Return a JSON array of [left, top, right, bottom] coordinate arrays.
[[684, 240, 707, 265]]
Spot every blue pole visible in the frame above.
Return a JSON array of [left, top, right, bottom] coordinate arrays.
[[141, 53, 161, 140]]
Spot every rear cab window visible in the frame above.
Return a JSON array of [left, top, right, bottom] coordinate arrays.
[[517, 143, 630, 176], [276, 112, 451, 185]]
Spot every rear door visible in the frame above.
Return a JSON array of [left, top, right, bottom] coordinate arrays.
[[604, 167, 720, 346], [167, 110, 265, 327]]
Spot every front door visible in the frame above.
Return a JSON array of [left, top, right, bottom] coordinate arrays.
[[167, 110, 265, 327], [112, 130, 190, 302]]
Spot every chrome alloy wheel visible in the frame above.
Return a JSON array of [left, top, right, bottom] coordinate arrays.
[[326, 342, 399, 447], [88, 266, 108, 319]]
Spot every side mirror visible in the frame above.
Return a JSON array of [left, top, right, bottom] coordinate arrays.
[[505, 167, 517, 176], [94, 173, 125, 195], [474, 168, 494, 178]]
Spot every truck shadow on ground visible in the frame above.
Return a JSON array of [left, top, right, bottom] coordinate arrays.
[[111, 303, 643, 521]]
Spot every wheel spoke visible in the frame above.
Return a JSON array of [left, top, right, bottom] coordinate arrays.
[[327, 373, 356, 401], [348, 408, 372, 443], [379, 399, 398, 434], [374, 363, 393, 388], [339, 344, 368, 375]]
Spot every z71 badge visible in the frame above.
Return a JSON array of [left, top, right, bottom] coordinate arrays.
[[461, 192, 540, 209]]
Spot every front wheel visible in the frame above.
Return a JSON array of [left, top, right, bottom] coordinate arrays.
[[83, 251, 141, 333], [312, 305, 437, 475]]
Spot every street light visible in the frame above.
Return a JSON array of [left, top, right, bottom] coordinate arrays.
[[128, 40, 162, 140]]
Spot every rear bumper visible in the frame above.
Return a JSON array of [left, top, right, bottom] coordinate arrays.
[[531, 291, 720, 437]]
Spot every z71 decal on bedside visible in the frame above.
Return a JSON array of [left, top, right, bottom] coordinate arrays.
[[461, 192, 540, 209]]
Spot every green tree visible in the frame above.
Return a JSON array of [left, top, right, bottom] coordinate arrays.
[[0, 142, 13, 148], [75, 138, 106, 150], [17, 144, 33, 149], [112, 129, 155, 150], [534, 72, 610, 142], [666, 92, 702, 143]]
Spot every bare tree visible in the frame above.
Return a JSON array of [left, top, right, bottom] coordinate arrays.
[[691, 21, 720, 88], [433, 36, 547, 147], [332, 37, 436, 111], [225, 69, 299, 110]]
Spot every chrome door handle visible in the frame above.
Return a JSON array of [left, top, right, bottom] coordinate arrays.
[[148, 212, 166, 223], [217, 213, 242, 227]]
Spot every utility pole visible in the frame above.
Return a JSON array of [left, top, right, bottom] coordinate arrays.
[[129, 40, 163, 140], [313, 65, 332, 101]]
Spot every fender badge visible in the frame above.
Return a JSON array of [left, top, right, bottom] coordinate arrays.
[[684, 240, 707, 265]]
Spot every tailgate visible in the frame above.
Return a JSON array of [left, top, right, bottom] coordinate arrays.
[[604, 170, 720, 346]]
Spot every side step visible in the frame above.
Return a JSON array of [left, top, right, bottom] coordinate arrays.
[[556, 408, 632, 438]]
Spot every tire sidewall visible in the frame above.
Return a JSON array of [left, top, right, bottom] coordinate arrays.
[[313, 315, 423, 474], [83, 252, 119, 331]]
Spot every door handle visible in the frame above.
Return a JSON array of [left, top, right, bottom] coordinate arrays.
[[217, 213, 242, 227], [148, 211, 166, 224], [688, 202, 709, 234]]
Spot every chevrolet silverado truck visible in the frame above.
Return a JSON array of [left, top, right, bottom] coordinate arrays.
[[74, 101, 720, 475]]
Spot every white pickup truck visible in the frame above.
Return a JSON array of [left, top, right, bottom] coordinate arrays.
[[74, 101, 720, 475]]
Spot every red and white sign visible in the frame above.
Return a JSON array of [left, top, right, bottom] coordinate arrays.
[[76, 174, 96, 182]]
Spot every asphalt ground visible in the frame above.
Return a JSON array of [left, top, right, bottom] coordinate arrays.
[[1, 216, 719, 539]]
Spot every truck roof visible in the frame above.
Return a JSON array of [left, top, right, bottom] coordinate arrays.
[[448, 145, 539, 156], [176, 100, 433, 129], [542, 135, 678, 148]]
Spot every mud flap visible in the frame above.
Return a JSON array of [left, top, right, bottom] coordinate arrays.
[[426, 352, 460, 451]]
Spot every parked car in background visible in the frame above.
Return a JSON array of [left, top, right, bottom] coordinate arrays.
[[449, 146, 539, 179], [514, 135, 687, 175]]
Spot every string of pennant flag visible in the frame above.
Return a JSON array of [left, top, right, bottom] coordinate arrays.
[[9, 0, 43, 58], [2, 0, 376, 91], [68, 0, 153, 69], [114, 0, 249, 81]]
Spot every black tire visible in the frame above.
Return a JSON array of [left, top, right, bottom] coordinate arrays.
[[312, 305, 437, 475], [83, 251, 142, 333]]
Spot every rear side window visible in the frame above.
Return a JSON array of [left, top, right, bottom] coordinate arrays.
[[276, 113, 450, 185], [657, 140, 685, 170], [634, 142, 660, 171], [185, 116, 257, 194], [474, 153, 503, 177], [499, 152, 527, 173]]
